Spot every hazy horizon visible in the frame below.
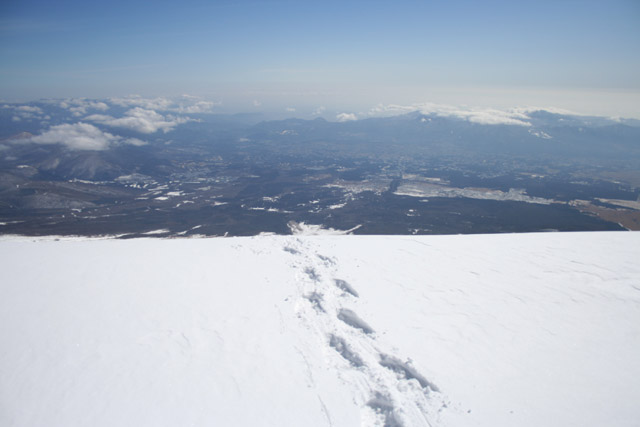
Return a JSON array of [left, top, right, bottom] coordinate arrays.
[[2, 0, 639, 118]]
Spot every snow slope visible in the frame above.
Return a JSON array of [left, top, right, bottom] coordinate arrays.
[[1, 232, 639, 426]]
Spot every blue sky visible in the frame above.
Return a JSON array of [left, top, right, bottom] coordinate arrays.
[[1, 0, 639, 117]]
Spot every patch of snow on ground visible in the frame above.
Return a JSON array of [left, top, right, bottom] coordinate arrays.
[[288, 221, 362, 235], [597, 198, 640, 210], [328, 203, 347, 210], [395, 182, 555, 204], [141, 229, 170, 235], [324, 179, 392, 195]]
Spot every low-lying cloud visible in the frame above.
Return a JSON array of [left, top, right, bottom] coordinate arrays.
[[27, 123, 146, 151], [86, 108, 191, 133], [312, 106, 326, 116], [108, 95, 219, 114], [369, 103, 532, 126], [174, 100, 218, 114], [108, 96, 174, 111], [336, 112, 357, 122], [2, 104, 45, 121], [59, 99, 109, 116]]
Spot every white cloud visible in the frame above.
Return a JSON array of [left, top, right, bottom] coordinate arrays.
[[368, 103, 532, 126], [285, 107, 296, 112], [512, 106, 583, 116], [16, 105, 44, 114], [174, 100, 218, 114], [53, 96, 220, 117], [124, 137, 148, 146], [69, 107, 87, 117], [85, 108, 191, 133], [25, 123, 147, 151], [108, 96, 174, 111], [312, 106, 326, 116], [28, 123, 121, 150], [72, 103, 109, 116], [59, 99, 110, 117], [368, 104, 416, 116], [454, 108, 530, 126], [173, 95, 221, 113], [336, 112, 358, 122], [3, 104, 45, 120]]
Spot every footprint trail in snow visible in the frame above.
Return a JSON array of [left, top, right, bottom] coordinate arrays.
[[283, 238, 448, 427]]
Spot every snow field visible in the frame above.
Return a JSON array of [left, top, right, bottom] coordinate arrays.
[[1, 231, 639, 426]]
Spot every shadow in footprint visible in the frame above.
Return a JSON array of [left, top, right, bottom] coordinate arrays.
[[329, 334, 364, 367], [379, 354, 439, 392], [317, 254, 336, 265], [304, 292, 325, 313], [367, 393, 403, 427], [337, 309, 375, 335], [334, 279, 359, 298], [304, 266, 321, 282]]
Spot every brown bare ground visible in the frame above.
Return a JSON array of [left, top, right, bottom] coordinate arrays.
[[571, 200, 640, 231]]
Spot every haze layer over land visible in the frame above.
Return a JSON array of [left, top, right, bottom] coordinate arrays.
[[2, 0, 639, 118]]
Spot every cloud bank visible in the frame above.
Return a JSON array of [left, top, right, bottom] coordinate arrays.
[[336, 112, 357, 122], [2, 104, 45, 121], [86, 108, 191, 134], [27, 123, 146, 151], [174, 100, 218, 114], [368, 103, 533, 126], [107, 95, 218, 114], [108, 96, 174, 111], [59, 99, 110, 117]]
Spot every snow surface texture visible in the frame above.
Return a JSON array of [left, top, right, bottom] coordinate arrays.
[[1, 232, 639, 427]]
